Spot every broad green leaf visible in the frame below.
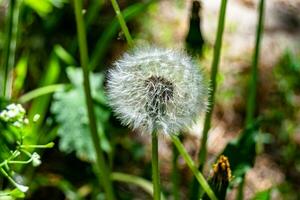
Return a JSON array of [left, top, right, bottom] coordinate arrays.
[[51, 67, 111, 161], [27, 53, 60, 142], [222, 121, 259, 181]]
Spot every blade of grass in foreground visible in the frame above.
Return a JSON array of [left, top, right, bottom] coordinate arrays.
[[1, 0, 21, 98], [171, 135, 218, 200], [74, 1, 115, 199]]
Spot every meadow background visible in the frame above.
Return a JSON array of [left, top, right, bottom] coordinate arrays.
[[0, 0, 300, 199]]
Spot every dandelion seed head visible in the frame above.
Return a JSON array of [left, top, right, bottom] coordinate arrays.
[[107, 46, 208, 135]]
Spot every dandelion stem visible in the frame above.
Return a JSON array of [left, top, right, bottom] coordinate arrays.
[[1, 0, 21, 97], [245, 0, 265, 125], [192, 1, 228, 197], [152, 132, 161, 200], [73, 1, 115, 200], [171, 135, 218, 200], [198, 0, 228, 171], [172, 143, 180, 200], [237, 0, 265, 199], [110, 0, 134, 47]]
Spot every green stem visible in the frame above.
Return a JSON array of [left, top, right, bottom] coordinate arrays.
[[192, 1, 228, 196], [172, 142, 180, 200], [237, 1, 265, 199], [198, 0, 228, 171], [0, 167, 28, 192], [1, 0, 21, 97], [110, 0, 133, 46], [19, 84, 66, 103], [171, 135, 218, 200], [245, 0, 265, 125], [73, 1, 115, 200], [236, 178, 245, 200], [152, 132, 161, 200], [20, 142, 55, 149], [111, 172, 166, 200]]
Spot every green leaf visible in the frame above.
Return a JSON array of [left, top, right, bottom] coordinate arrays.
[[24, 0, 68, 17], [24, 0, 53, 17], [251, 189, 271, 200], [9, 188, 25, 198], [51, 67, 111, 161], [222, 121, 259, 179], [89, 1, 156, 70], [13, 55, 28, 96], [54, 45, 77, 66]]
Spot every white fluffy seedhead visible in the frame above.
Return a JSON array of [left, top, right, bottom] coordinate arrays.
[[107, 46, 208, 135]]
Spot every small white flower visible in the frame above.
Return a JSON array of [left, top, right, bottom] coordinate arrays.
[[0, 110, 8, 121], [31, 152, 41, 167], [15, 182, 29, 193], [16, 104, 25, 114], [0, 103, 28, 127], [13, 121, 22, 128], [33, 114, 40, 122], [24, 118, 29, 125], [7, 110, 17, 118], [7, 103, 17, 110], [107, 46, 208, 135]]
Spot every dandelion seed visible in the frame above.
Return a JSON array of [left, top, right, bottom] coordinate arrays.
[[107, 46, 208, 135]]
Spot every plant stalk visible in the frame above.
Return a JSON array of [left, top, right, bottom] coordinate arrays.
[[110, 0, 133, 46], [152, 132, 161, 200], [237, 0, 265, 199], [172, 143, 180, 200], [191, 1, 228, 198], [73, 1, 115, 199], [1, 0, 21, 98], [171, 135, 218, 200], [198, 0, 228, 171], [245, 0, 265, 126]]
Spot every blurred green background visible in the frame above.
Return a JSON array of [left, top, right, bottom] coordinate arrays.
[[0, 0, 300, 199]]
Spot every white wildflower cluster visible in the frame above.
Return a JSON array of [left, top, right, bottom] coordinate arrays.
[[107, 46, 208, 135], [0, 103, 29, 128], [31, 152, 42, 167]]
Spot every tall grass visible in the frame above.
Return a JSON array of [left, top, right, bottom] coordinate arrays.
[[110, 0, 134, 47], [1, 0, 21, 97], [190, 0, 228, 199], [73, 1, 115, 199], [237, 0, 265, 199]]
